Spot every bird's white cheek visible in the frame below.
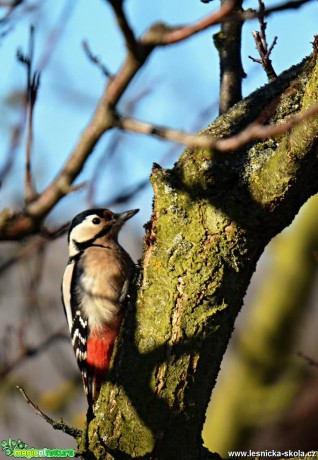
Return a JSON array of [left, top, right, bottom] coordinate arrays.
[[70, 225, 99, 244]]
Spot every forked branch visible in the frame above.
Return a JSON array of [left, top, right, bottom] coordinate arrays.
[[249, 0, 277, 80]]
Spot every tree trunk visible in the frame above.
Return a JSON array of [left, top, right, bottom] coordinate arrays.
[[81, 53, 318, 459]]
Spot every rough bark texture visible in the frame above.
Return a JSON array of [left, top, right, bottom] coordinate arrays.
[[204, 194, 318, 454], [80, 54, 318, 459]]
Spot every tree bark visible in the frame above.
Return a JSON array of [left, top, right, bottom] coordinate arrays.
[[204, 194, 318, 454], [81, 53, 318, 459]]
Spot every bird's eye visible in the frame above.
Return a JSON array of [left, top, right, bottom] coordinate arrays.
[[92, 217, 101, 225]]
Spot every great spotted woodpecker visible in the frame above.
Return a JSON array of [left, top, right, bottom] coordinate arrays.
[[62, 208, 139, 407]]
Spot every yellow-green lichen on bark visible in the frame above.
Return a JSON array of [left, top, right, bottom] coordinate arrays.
[[85, 53, 318, 460], [204, 194, 318, 456], [251, 58, 318, 207]]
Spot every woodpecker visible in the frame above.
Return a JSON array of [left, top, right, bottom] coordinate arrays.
[[62, 208, 139, 407]]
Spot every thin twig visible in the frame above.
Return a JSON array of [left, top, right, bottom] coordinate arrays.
[[37, 1, 76, 71], [116, 102, 318, 152], [41, 221, 71, 239], [249, 0, 277, 81], [17, 25, 41, 203], [25, 238, 46, 304], [0, 125, 22, 186], [298, 351, 318, 368], [0, 328, 68, 378], [238, 0, 314, 22], [12, 2, 244, 224], [99, 97, 218, 207], [106, 179, 149, 207], [0, 24, 12, 38], [0, 4, 72, 190], [87, 131, 122, 206], [25, 0, 230, 217], [0, 237, 45, 275], [82, 40, 113, 78], [87, 83, 154, 205], [0, 221, 69, 274], [16, 385, 82, 439]]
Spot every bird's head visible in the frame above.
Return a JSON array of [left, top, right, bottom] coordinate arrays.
[[68, 208, 139, 256]]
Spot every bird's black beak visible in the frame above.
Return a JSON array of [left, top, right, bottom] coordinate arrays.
[[116, 209, 139, 224]]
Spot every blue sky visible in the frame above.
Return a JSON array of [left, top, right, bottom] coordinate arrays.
[[0, 0, 317, 231]]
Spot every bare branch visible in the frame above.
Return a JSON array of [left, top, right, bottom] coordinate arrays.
[[16, 386, 82, 439], [116, 101, 318, 152], [142, 1, 236, 46], [24, 1, 234, 221], [214, 0, 245, 115], [249, 0, 277, 81], [107, 0, 139, 57], [0, 0, 313, 241], [82, 40, 113, 78]]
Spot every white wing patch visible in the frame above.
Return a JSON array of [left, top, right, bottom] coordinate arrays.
[[72, 326, 87, 346], [75, 348, 87, 360], [62, 262, 75, 333]]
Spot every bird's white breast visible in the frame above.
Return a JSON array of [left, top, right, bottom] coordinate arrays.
[[78, 246, 128, 333]]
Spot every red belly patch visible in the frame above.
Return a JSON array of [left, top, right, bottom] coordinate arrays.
[[87, 326, 119, 375]]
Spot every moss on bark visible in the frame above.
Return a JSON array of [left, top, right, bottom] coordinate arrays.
[[203, 194, 318, 455], [82, 53, 318, 460]]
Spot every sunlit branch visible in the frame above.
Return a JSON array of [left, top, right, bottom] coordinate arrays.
[[116, 102, 318, 152], [249, 0, 277, 81], [0, 0, 314, 240], [17, 385, 82, 439], [142, 0, 236, 46]]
